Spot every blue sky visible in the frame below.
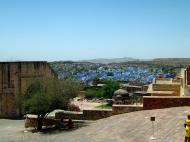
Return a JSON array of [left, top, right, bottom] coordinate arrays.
[[0, 0, 190, 61]]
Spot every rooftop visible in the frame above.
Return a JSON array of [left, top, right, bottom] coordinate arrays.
[[0, 107, 189, 142]]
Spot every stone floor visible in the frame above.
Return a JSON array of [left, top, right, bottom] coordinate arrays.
[[0, 107, 189, 142]]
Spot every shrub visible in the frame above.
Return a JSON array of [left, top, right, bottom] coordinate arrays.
[[24, 77, 82, 130], [85, 89, 102, 99], [101, 80, 119, 99]]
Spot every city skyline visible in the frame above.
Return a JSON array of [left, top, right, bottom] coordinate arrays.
[[0, 0, 190, 61]]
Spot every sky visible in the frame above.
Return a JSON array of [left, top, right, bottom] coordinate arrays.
[[0, 0, 190, 61]]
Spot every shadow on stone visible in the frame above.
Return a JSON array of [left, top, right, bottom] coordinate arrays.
[[28, 121, 93, 135]]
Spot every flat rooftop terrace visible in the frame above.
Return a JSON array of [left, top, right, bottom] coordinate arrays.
[[0, 107, 189, 142]]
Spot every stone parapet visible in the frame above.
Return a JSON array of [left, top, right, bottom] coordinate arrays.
[[143, 96, 190, 110]]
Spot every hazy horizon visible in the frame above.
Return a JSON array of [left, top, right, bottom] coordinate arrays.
[[2, 56, 190, 63], [0, 0, 190, 61]]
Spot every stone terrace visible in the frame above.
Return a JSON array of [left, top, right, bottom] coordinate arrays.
[[0, 107, 189, 142]]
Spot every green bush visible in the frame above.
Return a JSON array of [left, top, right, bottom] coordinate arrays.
[[101, 80, 119, 99], [85, 80, 119, 99], [85, 89, 102, 99], [24, 77, 82, 130], [96, 103, 112, 109]]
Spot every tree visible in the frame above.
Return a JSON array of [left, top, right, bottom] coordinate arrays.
[[162, 66, 174, 73], [107, 72, 114, 77], [85, 89, 102, 99], [61, 78, 83, 99], [93, 77, 100, 85], [101, 81, 119, 99], [24, 77, 82, 130]]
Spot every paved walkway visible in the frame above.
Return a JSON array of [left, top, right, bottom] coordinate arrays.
[[0, 107, 189, 142]]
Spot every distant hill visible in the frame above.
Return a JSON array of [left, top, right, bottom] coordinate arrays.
[[153, 58, 190, 62], [151, 58, 190, 66], [51, 58, 190, 66], [81, 57, 139, 64]]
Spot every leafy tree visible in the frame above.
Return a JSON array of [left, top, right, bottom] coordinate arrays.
[[93, 77, 100, 85], [85, 81, 120, 99], [61, 78, 83, 99], [107, 72, 114, 76], [24, 77, 82, 130], [101, 81, 119, 99], [85, 89, 102, 99], [162, 66, 174, 73], [178, 64, 184, 68]]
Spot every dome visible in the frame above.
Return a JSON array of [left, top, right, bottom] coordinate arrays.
[[113, 89, 129, 100], [114, 89, 128, 95]]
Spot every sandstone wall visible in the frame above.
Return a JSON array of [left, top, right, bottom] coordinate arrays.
[[0, 61, 56, 118], [143, 96, 190, 110], [55, 105, 143, 121], [152, 84, 181, 96], [112, 105, 143, 115], [186, 68, 190, 86], [83, 109, 113, 120], [55, 112, 84, 120]]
